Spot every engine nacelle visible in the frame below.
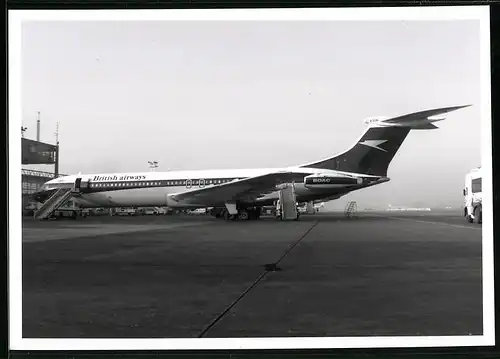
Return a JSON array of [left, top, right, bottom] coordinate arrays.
[[304, 175, 362, 189]]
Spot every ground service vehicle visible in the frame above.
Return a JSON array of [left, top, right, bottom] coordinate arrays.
[[464, 167, 482, 224]]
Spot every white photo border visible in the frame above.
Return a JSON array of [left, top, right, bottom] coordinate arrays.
[[8, 5, 494, 351]]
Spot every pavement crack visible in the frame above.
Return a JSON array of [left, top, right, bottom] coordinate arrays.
[[274, 220, 320, 266], [197, 221, 319, 338]]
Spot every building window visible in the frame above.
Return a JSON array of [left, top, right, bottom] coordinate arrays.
[[472, 178, 482, 193]]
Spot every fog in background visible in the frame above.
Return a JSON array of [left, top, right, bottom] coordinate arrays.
[[21, 20, 481, 210]]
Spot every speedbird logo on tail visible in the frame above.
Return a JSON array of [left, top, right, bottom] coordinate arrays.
[[359, 140, 388, 152]]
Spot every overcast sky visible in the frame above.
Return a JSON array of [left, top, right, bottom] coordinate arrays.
[[21, 19, 481, 209]]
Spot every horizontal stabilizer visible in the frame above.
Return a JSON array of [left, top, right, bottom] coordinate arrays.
[[382, 104, 471, 124], [410, 122, 439, 130]]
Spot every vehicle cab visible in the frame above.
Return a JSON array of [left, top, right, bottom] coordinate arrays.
[[464, 167, 482, 224]]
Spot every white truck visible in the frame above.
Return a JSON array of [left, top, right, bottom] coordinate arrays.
[[464, 167, 482, 224]]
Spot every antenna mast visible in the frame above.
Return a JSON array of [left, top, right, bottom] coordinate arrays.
[[54, 121, 60, 145], [36, 111, 41, 142]]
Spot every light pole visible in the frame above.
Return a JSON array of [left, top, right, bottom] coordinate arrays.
[[36, 111, 41, 142], [54, 122, 60, 177]]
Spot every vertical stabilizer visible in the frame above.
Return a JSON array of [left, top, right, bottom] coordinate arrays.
[[300, 105, 471, 177]]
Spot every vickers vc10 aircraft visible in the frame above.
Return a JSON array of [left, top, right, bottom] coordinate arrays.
[[33, 105, 469, 220]]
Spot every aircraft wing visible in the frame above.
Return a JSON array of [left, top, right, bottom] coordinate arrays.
[[169, 171, 307, 206]]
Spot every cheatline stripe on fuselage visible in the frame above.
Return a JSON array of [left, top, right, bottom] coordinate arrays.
[[81, 177, 246, 193]]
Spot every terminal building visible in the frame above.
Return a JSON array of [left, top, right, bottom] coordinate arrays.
[[21, 136, 66, 215]]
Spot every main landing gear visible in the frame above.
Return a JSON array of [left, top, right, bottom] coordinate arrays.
[[210, 207, 262, 221]]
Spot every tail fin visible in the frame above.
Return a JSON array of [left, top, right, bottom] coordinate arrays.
[[301, 105, 471, 177]]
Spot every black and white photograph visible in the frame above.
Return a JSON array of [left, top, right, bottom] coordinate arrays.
[[9, 6, 494, 351]]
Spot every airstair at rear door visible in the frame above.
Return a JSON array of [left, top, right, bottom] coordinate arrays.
[[33, 188, 74, 220], [277, 183, 299, 220]]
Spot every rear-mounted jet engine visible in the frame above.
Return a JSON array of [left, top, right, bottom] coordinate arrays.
[[304, 175, 362, 189]]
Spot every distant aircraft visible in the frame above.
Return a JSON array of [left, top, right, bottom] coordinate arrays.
[[33, 105, 470, 220]]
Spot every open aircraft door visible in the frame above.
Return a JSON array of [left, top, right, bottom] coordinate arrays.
[[74, 177, 82, 192]]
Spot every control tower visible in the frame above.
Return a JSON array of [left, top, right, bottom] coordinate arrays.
[[21, 117, 63, 214]]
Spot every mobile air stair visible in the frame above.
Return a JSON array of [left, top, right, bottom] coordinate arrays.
[[33, 188, 74, 220], [276, 183, 299, 221], [344, 201, 358, 218]]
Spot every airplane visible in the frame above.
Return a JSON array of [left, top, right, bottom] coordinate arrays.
[[33, 105, 470, 221]]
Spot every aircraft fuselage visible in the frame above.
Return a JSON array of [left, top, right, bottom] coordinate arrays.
[[35, 166, 386, 209]]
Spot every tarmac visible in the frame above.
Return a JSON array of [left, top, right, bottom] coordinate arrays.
[[22, 210, 483, 338]]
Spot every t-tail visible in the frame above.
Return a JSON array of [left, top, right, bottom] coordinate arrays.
[[301, 105, 471, 177]]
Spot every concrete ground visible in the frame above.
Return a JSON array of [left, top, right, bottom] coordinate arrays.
[[21, 211, 483, 338]]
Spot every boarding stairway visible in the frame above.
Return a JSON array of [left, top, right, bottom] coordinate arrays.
[[344, 201, 358, 218], [277, 183, 299, 220], [33, 188, 74, 220]]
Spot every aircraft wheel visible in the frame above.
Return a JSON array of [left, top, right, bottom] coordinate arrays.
[[466, 214, 473, 223], [238, 209, 249, 220], [474, 207, 482, 224]]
